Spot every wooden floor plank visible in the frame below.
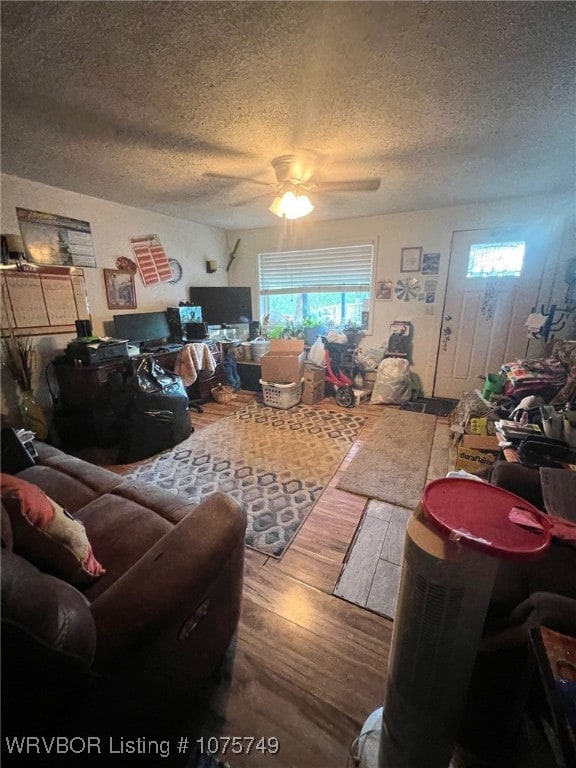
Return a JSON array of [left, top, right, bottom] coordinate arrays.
[[333, 515, 388, 606], [379, 506, 411, 565], [266, 545, 344, 593], [236, 597, 389, 720], [366, 559, 402, 619]]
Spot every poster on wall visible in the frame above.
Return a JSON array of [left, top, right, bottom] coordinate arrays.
[[16, 208, 97, 268], [130, 234, 172, 286]]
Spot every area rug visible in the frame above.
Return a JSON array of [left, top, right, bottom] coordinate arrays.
[[400, 397, 458, 417], [336, 409, 436, 509], [117, 402, 366, 557]]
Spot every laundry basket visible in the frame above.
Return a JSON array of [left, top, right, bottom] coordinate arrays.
[[259, 379, 302, 409]]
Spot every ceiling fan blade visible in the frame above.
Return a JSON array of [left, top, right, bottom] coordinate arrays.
[[204, 172, 274, 187], [231, 191, 274, 207], [315, 178, 381, 192]]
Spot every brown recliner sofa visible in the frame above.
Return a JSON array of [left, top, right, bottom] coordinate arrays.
[[1, 442, 247, 745]]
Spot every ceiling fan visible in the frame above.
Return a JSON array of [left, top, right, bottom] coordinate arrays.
[[206, 153, 381, 219]]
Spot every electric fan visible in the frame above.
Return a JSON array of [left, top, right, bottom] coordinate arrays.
[[357, 478, 551, 768]]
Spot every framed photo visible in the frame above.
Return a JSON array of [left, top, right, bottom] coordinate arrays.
[[401, 246, 422, 273], [421, 252, 441, 275], [376, 280, 393, 300], [103, 269, 137, 310]]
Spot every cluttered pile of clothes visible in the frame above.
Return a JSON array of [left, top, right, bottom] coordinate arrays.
[[498, 339, 576, 404]]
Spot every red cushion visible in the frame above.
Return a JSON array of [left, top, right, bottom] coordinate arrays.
[[0, 473, 105, 587]]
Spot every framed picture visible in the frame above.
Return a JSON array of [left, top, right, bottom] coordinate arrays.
[[376, 280, 393, 300], [421, 252, 441, 275], [103, 269, 137, 310], [401, 246, 422, 273]]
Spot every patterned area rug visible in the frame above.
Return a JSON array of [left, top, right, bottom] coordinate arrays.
[[118, 402, 366, 557]]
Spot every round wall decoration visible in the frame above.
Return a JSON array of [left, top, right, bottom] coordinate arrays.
[[168, 258, 183, 283], [394, 277, 420, 302]]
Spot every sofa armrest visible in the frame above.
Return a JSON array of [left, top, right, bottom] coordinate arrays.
[[1, 549, 97, 732], [90, 491, 246, 666]]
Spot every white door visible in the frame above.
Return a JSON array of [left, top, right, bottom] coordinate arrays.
[[434, 227, 547, 399]]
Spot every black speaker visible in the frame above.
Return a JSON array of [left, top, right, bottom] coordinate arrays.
[[75, 319, 92, 338], [248, 321, 260, 341]]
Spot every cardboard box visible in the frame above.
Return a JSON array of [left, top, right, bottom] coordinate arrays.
[[303, 364, 325, 385], [301, 379, 325, 405], [260, 339, 305, 384], [363, 370, 377, 392], [455, 435, 501, 474]]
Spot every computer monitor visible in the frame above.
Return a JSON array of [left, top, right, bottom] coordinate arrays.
[[113, 311, 171, 348], [188, 287, 252, 326]]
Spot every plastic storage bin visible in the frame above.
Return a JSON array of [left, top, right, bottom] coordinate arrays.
[[259, 379, 302, 409]]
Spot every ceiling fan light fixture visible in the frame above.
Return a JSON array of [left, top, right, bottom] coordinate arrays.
[[269, 190, 314, 220]]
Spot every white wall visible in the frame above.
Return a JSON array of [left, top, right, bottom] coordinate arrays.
[[227, 192, 574, 396], [1, 173, 229, 421]]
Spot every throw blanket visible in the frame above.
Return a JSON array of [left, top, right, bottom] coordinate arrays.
[[501, 356, 567, 396], [174, 343, 216, 386]]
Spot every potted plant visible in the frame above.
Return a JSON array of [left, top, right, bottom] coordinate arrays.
[[299, 316, 325, 346], [1, 328, 48, 439]]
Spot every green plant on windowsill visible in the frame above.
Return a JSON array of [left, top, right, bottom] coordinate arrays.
[[267, 320, 303, 340], [300, 315, 323, 328], [297, 316, 325, 345]]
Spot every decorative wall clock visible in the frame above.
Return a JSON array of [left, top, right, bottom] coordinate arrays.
[[394, 277, 421, 301], [168, 258, 183, 283]]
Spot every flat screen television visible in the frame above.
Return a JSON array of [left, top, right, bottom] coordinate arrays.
[[113, 311, 171, 347], [188, 287, 252, 326]]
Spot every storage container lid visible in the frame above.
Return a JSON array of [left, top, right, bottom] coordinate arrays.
[[422, 478, 552, 560]]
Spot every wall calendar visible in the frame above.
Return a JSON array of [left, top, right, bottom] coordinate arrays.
[[1, 266, 90, 336]]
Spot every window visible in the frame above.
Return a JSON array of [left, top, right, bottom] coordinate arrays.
[[466, 241, 525, 278], [259, 243, 374, 329]]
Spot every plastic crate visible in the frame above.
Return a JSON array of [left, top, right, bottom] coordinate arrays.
[[259, 379, 302, 409]]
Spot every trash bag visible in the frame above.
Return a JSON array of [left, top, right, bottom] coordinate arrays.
[[308, 337, 326, 367], [354, 344, 386, 370], [370, 357, 412, 405], [117, 357, 192, 462]]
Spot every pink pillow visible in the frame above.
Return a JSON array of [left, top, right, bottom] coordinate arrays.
[[0, 473, 105, 587]]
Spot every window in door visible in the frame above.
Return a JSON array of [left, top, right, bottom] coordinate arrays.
[[466, 241, 526, 279], [258, 243, 374, 330]]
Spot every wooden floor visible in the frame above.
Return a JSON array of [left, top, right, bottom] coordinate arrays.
[[190, 392, 434, 768]]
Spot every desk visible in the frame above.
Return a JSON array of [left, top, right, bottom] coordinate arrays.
[[53, 342, 226, 448]]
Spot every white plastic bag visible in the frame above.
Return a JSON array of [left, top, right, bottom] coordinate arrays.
[[308, 337, 326, 367], [326, 330, 348, 344], [354, 344, 386, 370], [370, 357, 411, 404]]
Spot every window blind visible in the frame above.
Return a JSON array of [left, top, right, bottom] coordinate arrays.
[[259, 243, 374, 295]]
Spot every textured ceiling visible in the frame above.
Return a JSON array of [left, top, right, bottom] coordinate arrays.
[[1, 1, 574, 230]]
